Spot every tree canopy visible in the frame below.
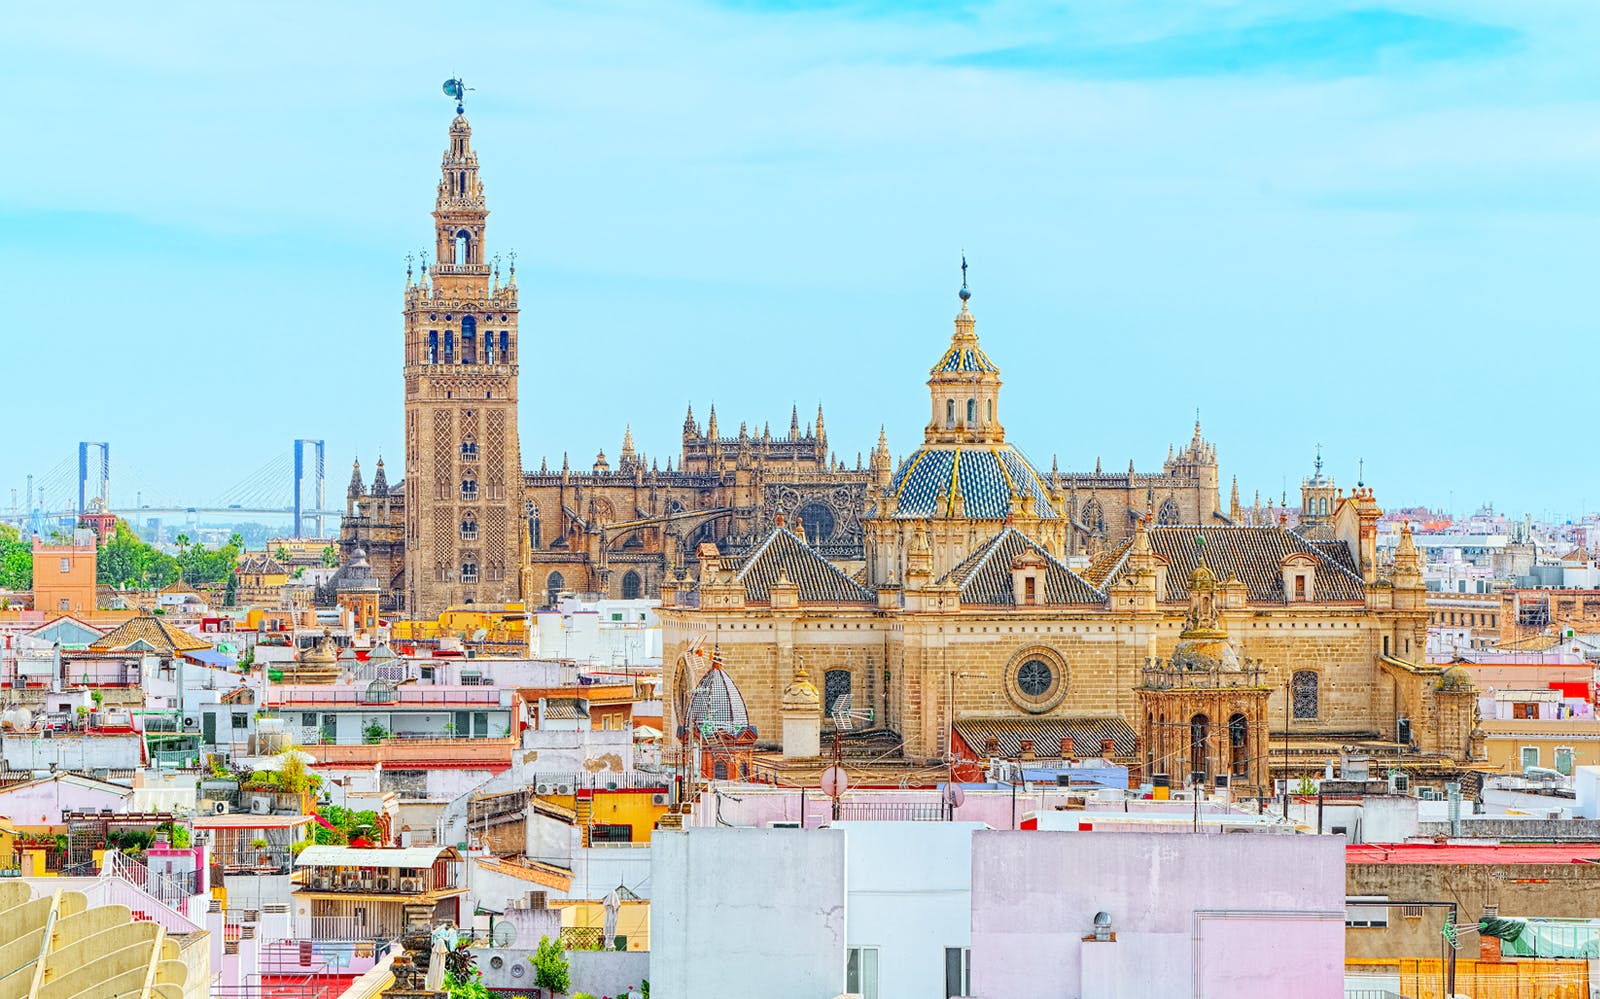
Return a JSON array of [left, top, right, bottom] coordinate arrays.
[[0, 524, 31, 591]]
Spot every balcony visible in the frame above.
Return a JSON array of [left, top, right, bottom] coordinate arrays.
[[266, 688, 505, 707]]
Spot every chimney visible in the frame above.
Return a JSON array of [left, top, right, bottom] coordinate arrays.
[[1019, 739, 1035, 761], [1101, 738, 1116, 757], [984, 736, 1000, 757], [1060, 738, 1074, 758]]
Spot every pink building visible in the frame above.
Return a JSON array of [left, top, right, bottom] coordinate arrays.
[[969, 831, 1345, 999]]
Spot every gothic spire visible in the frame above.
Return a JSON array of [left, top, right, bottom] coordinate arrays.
[[347, 458, 364, 500], [790, 404, 800, 440], [707, 404, 719, 439], [372, 457, 389, 498], [815, 403, 826, 441]]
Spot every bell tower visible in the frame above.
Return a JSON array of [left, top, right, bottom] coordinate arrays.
[[402, 100, 524, 618]]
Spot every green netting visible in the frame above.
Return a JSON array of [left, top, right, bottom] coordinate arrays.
[[1490, 918, 1600, 958]]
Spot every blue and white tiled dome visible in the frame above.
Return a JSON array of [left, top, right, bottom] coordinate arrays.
[[884, 444, 1059, 520]]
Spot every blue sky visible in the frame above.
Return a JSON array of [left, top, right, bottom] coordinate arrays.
[[3, 1, 1596, 523]]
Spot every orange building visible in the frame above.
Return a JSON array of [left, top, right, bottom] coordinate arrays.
[[31, 534, 97, 616]]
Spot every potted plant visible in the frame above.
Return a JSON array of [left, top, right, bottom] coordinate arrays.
[[90, 690, 103, 712], [250, 838, 270, 864]]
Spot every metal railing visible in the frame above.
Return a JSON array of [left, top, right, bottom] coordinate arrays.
[[838, 801, 946, 822]]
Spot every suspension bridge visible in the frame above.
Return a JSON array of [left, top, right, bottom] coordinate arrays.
[[2, 440, 344, 538]]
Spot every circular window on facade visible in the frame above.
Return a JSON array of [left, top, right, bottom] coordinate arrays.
[[1004, 646, 1068, 713], [796, 502, 836, 544]]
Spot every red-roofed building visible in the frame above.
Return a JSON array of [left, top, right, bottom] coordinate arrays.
[[1346, 841, 1600, 963]]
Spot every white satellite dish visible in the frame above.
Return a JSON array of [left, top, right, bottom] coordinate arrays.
[[491, 921, 516, 948]]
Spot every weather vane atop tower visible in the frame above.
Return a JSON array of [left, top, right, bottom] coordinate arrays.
[[442, 77, 473, 115], [959, 252, 970, 303]]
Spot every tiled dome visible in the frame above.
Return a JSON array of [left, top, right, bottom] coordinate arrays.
[[884, 444, 1059, 520], [685, 663, 755, 738]]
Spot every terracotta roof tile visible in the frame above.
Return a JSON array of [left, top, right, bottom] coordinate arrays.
[[939, 528, 1104, 605], [954, 716, 1137, 757], [725, 527, 873, 603], [1093, 525, 1366, 603], [89, 614, 211, 654]]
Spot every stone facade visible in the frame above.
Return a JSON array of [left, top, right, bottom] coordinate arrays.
[[660, 291, 1479, 772]]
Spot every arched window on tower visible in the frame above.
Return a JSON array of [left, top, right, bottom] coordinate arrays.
[[1189, 713, 1210, 781], [443, 330, 454, 362], [946, 399, 956, 427], [987, 399, 994, 423], [528, 503, 541, 549], [455, 228, 470, 264], [499, 331, 510, 362], [546, 571, 564, 608], [427, 331, 438, 364], [461, 316, 477, 363], [621, 570, 642, 600], [966, 398, 976, 424], [1229, 713, 1249, 777]]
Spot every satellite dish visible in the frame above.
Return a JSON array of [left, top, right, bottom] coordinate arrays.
[[821, 766, 848, 799], [472, 628, 488, 642], [942, 782, 966, 809], [491, 922, 517, 948]]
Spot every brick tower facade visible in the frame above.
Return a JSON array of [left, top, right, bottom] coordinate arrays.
[[402, 112, 523, 617]]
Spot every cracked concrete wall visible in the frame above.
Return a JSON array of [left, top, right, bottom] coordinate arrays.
[[652, 827, 846, 998]]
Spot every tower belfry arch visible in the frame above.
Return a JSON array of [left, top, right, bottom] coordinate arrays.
[[402, 85, 525, 617]]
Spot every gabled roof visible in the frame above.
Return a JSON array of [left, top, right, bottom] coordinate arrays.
[[1085, 525, 1366, 602], [238, 553, 289, 576], [88, 614, 211, 654], [939, 528, 1104, 605], [27, 616, 104, 645], [724, 526, 873, 603], [1309, 539, 1360, 576]]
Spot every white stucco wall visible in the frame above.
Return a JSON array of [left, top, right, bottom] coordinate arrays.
[[652, 828, 846, 998], [838, 821, 982, 999], [969, 831, 1345, 999]]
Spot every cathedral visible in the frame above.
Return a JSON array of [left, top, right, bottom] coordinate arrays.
[[335, 105, 1482, 783], [657, 286, 1482, 783]]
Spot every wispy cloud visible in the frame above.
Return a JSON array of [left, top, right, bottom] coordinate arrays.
[[947, 9, 1521, 78]]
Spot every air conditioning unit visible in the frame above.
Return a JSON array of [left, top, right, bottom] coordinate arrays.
[[535, 783, 555, 796], [651, 793, 668, 806], [1418, 787, 1438, 801], [400, 877, 421, 893], [315, 875, 331, 890], [212, 800, 232, 815], [343, 874, 360, 889], [184, 715, 201, 729], [250, 798, 270, 815], [604, 781, 619, 791], [555, 782, 574, 796]]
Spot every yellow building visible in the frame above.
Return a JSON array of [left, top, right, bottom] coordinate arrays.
[[390, 604, 530, 648], [552, 894, 650, 951], [1481, 718, 1600, 776]]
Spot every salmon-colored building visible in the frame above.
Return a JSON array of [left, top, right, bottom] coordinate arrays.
[[31, 535, 97, 616]]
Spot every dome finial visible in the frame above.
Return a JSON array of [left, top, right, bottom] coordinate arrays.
[[958, 252, 971, 307]]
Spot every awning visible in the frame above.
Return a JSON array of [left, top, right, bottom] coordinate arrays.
[[295, 845, 455, 868]]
